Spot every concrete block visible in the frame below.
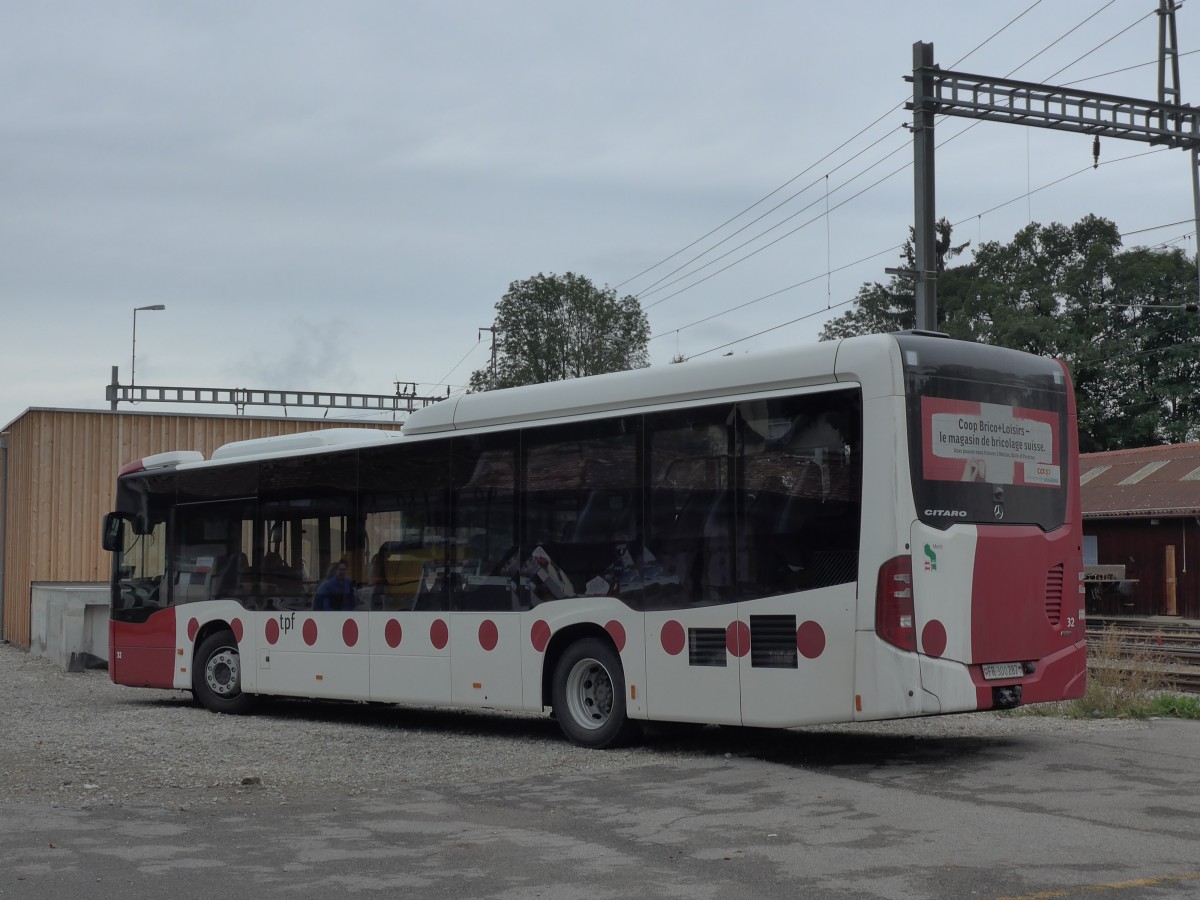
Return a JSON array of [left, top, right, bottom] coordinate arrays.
[[29, 583, 110, 671]]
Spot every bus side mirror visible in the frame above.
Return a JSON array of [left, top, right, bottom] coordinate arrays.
[[102, 513, 125, 553]]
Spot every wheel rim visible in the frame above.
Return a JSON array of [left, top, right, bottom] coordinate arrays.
[[564, 657, 614, 731], [205, 647, 241, 698]]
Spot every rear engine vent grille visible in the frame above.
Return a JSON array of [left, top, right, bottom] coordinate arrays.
[[688, 628, 727, 667], [750, 615, 798, 669], [1044, 563, 1065, 627]]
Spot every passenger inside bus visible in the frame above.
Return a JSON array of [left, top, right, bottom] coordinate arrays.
[[314, 561, 355, 611]]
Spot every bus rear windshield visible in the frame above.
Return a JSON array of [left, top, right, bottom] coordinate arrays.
[[899, 335, 1069, 532]]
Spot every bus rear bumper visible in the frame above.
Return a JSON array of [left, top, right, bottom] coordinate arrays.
[[970, 639, 1087, 709]]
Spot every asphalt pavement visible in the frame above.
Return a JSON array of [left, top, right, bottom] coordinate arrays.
[[2, 715, 1199, 899]]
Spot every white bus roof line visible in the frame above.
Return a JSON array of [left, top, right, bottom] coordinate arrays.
[[205, 428, 402, 465], [402, 337, 871, 436]]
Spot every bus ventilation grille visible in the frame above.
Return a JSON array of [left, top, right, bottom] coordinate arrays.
[[688, 628, 728, 667], [750, 615, 798, 669], [1044, 563, 1064, 627]]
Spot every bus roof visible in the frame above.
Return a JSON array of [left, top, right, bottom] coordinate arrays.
[[123, 333, 926, 472], [401, 335, 876, 436], [208, 428, 402, 462]]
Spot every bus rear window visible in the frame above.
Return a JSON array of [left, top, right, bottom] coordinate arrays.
[[899, 336, 1069, 532]]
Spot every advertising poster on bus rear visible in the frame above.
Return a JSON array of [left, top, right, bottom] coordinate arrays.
[[921, 397, 1060, 488]]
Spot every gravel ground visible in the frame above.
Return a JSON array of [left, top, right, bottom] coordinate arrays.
[[0, 641, 1146, 811]]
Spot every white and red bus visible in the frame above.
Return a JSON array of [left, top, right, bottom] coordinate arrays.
[[102, 332, 1086, 747]]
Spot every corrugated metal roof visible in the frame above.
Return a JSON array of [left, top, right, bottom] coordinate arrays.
[[1117, 460, 1169, 486], [1081, 442, 1200, 518]]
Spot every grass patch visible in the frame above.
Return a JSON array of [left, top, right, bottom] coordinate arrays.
[[1023, 625, 1197, 719], [1145, 692, 1200, 719]]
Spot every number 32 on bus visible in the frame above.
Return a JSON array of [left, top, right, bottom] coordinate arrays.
[[102, 332, 1086, 748]]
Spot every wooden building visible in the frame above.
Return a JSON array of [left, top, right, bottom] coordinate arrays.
[[1080, 442, 1200, 620], [0, 408, 399, 648]]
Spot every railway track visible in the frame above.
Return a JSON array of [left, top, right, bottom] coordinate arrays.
[[1086, 619, 1200, 694]]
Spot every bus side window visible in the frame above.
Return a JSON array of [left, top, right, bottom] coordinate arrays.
[[736, 392, 862, 600], [644, 404, 735, 608], [518, 421, 641, 607], [450, 434, 517, 612]]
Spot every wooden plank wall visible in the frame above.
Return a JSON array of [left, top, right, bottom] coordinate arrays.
[[1, 409, 400, 647]]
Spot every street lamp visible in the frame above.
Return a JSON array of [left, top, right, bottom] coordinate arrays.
[[131, 304, 166, 387]]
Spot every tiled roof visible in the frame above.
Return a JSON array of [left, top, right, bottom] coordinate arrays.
[[1080, 442, 1200, 518]]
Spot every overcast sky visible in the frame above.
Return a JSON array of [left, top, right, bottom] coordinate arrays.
[[3, 1, 1198, 431]]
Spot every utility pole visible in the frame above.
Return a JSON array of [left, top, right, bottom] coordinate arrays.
[[478, 326, 498, 389], [911, 41, 938, 332], [1159, 0, 1200, 295]]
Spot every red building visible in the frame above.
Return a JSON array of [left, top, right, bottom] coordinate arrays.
[[1080, 442, 1200, 620]]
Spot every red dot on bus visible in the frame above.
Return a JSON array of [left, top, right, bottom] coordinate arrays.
[[922, 620, 947, 658], [797, 621, 826, 659], [430, 619, 449, 650], [726, 621, 750, 658], [605, 620, 626, 653], [302, 619, 318, 646], [231, 618, 244, 644], [187, 618, 199, 642], [661, 620, 685, 656], [385, 619, 403, 649], [343, 618, 359, 648], [265, 618, 279, 645], [479, 619, 499, 652], [530, 620, 551, 653]]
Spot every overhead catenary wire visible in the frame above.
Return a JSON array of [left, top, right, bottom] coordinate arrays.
[[1002, 0, 1120, 79], [951, 147, 1169, 229], [634, 2, 1187, 367], [647, 103, 1140, 323], [638, 133, 913, 306], [614, 1, 1050, 296], [1121, 218, 1194, 238], [637, 2, 1152, 314], [1147, 231, 1196, 250], [669, 145, 1184, 359], [643, 148, 915, 311], [432, 337, 487, 388], [650, 243, 904, 342], [946, 0, 1046, 69], [611, 108, 905, 293], [683, 299, 859, 362], [633, 126, 909, 300], [1062, 47, 1200, 87], [905, 4, 1160, 168], [1042, 5, 1159, 82]]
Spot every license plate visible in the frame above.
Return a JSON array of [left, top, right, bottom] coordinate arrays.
[[982, 662, 1023, 680]]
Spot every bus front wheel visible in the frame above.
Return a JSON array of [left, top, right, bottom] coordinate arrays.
[[193, 630, 255, 714], [551, 638, 638, 749]]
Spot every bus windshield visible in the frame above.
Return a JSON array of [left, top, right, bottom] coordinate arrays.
[[110, 472, 173, 621], [899, 335, 1069, 532]]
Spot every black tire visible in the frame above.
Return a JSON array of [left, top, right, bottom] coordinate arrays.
[[551, 638, 639, 749], [193, 630, 255, 714]]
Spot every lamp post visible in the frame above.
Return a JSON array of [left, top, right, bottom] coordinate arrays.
[[131, 304, 166, 387]]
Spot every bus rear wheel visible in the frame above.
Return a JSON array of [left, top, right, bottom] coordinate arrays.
[[551, 638, 638, 749], [193, 630, 255, 714]]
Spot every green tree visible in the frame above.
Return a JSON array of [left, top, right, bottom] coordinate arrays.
[[820, 218, 968, 340], [469, 272, 650, 391], [1100, 246, 1200, 447], [820, 214, 1200, 451], [942, 216, 1200, 450]]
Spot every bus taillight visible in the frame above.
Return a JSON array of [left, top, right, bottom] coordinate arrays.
[[876, 555, 916, 651]]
